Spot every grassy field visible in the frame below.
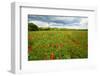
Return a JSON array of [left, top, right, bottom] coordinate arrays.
[[28, 30, 88, 60]]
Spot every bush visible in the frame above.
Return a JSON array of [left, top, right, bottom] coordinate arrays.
[[28, 23, 39, 31]]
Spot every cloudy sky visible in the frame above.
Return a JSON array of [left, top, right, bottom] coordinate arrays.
[[28, 15, 88, 29]]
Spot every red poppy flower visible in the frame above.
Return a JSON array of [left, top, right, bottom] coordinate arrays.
[[60, 44, 64, 48], [28, 46, 32, 52], [50, 52, 55, 59]]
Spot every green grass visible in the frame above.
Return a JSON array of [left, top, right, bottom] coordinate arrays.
[[28, 30, 88, 60]]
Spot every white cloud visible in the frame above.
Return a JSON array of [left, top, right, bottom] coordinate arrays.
[[50, 16, 75, 21], [63, 25, 86, 29], [29, 20, 49, 27], [49, 22, 63, 26], [80, 18, 88, 24], [28, 17, 88, 29], [79, 18, 88, 29]]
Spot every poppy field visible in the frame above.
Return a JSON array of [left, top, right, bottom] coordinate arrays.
[[28, 30, 88, 60]]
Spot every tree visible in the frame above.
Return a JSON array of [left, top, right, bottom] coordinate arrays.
[[28, 23, 39, 31]]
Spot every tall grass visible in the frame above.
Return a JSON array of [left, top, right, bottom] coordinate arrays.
[[28, 30, 88, 60]]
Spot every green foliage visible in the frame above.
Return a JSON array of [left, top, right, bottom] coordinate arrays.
[[38, 27, 50, 31], [38, 27, 88, 31], [28, 22, 88, 31], [28, 30, 88, 60], [28, 23, 39, 31]]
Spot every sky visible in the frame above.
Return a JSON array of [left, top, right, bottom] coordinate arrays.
[[28, 15, 88, 29]]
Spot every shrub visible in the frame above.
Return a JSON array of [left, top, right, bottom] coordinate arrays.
[[28, 23, 39, 31]]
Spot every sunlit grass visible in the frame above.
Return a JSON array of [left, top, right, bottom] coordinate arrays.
[[28, 30, 88, 60]]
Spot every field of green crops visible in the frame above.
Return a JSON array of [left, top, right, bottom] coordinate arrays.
[[28, 30, 88, 60]]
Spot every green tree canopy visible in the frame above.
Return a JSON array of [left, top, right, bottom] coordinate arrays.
[[28, 23, 39, 31]]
